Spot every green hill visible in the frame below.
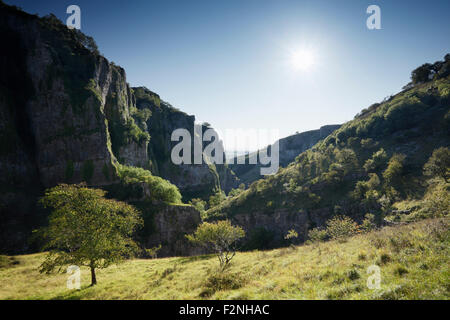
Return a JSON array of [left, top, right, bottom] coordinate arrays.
[[207, 55, 450, 248]]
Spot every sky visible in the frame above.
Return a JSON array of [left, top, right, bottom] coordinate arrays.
[[6, 0, 450, 151]]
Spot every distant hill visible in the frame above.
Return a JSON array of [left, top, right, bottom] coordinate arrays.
[[229, 125, 341, 185]]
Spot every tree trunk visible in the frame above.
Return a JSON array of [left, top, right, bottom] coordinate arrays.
[[90, 266, 97, 286]]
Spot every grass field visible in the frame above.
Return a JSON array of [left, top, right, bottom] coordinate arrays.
[[0, 218, 448, 300]]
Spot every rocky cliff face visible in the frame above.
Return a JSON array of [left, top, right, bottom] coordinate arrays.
[[133, 86, 239, 200], [229, 125, 341, 185], [0, 4, 228, 255], [141, 204, 204, 257]]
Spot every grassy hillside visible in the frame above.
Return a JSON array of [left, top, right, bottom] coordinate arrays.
[[1, 218, 448, 300], [207, 56, 450, 241]]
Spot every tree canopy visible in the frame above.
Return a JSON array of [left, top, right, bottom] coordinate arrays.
[[38, 184, 143, 285], [187, 220, 245, 270]]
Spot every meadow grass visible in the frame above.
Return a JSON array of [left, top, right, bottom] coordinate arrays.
[[0, 218, 448, 300]]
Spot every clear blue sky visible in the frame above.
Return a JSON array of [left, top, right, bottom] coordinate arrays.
[[6, 0, 450, 149]]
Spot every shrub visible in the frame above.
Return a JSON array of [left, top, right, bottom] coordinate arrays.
[[189, 198, 207, 219], [200, 272, 246, 297], [116, 164, 182, 204], [284, 229, 298, 240], [186, 220, 245, 270], [382, 154, 406, 190], [421, 183, 449, 218], [423, 147, 450, 182], [325, 216, 359, 240], [360, 213, 377, 233], [378, 252, 392, 265], [308, 228, 328, 243], [145, 245, 162, 259], [347, 269, 361, 281]]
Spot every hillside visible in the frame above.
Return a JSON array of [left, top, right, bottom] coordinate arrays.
[[229, 125, 341, 185], [208, 55, 450, 248], [0, 218, 448, 300]]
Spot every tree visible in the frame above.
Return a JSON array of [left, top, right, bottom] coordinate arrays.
[[284, 229, 299, 246], [186, 220, 245, 270], [38, 184, 143, 286], [411, 63, 433, 84], [423, 147, 450, 182], [383, 153, 406, 189]]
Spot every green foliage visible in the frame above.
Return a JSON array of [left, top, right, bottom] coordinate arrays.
[[363, 148, 387, 172], [37, 184, 143, 285], [189, 198, 207, 220], [411, 63, 433, 84], [208, 188, 226, 208], [382, 154, 406, 191], [360, 213, 377, 233], [186, 220, 245, 270], [284, 229, 298, 240], [1, 218, 449, 299], [420, 183, 449, 218], [326, 216, 360, 241], [133, 87, 161, 108], [109, 118, 150, 157], [423, 147, 450, 182], [308, 228, 328, 243], [116, 164, 182, 204], [200, 271, 246, 297], [145, 245, 162, 259]]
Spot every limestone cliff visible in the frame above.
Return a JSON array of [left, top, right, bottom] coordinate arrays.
[[0, 4, 216, 254], [133, 86, 239, 200]]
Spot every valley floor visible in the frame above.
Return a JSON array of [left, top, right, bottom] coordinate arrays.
[[0, 218, 448, 300]]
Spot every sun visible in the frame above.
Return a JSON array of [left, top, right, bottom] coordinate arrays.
[[291, 49, 316, 71]]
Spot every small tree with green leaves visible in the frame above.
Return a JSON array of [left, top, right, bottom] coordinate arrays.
[[423, 147, 450, 182], [186, 220, 245, 270], [38, 184, 143, 286], [326, 215, 359, 241], [284, 229, 299, 247]]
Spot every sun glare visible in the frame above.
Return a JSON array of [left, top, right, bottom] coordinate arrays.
[[291, 49, 316, 71]]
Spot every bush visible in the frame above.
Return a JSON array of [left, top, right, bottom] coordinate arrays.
[[200, 272, 246, 297], [116, 164, 182, 204], [326, 216, 359, 241], [360, 213, 377, 233], [423, 147, 450, 182], [421, 183, 449, 218], [308, 228, 327, 243]]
